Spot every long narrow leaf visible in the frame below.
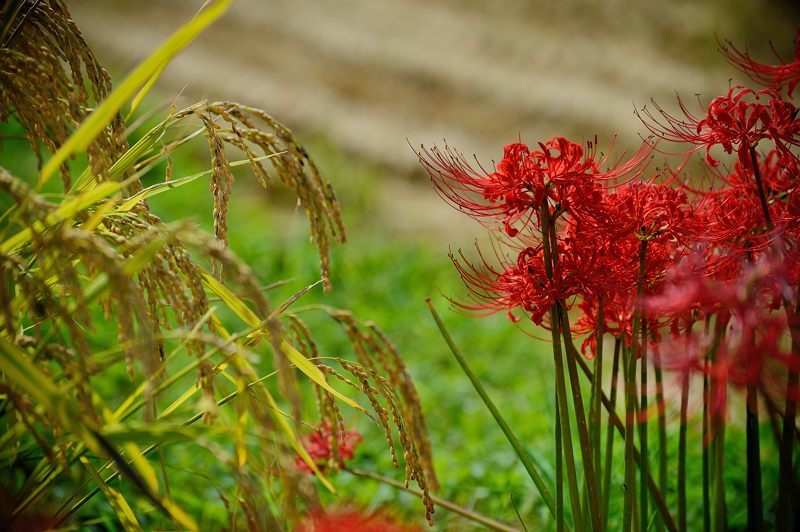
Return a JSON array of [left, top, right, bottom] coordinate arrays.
[[200, 272, 365, 412], [426, 299, 556, 518], [79, 457, 141, 532], [116, 155, 277, 213]]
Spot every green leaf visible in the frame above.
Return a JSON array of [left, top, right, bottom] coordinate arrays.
[[201, 272, 365, 412], [426, 299, 557, 519], [80, 456, 141, 532]]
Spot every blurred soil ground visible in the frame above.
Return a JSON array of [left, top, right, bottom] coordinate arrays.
[[66, 0, 798, 239]]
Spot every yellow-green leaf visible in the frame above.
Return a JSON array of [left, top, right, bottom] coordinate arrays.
[[262, 386, 336, 493], [80, 457, 141, 532], [116, 156, 275, 213], [122, 442, 159, 494], [200, 273, 364, 412]]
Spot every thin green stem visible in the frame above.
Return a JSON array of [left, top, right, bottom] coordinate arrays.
[[550, 319, 583, 531], [547, 210, 602, 531], [748, 146, 773, 231], [677, 367, 689, 531], [776, 292, 799, 530], [556, 389, 565, 532], [347, 469, 521, 532], [426, 300, 557, 518], [625, 240, 648, 531], [708, 320, 727, 532], [573, 348, 677, 532], [623, 341, 638, 532], [702, 355, 711, 532], [745, 384, 763, 531], [558, 306, 603, 532], [654, 363, 666, 532], [592, 301, 605, 506], [639, 316, 649, 532], [602, 339, 622, 529], [541, 203, 583, 530], [750, 144, 796, 529], [712, 416, 726, 532]]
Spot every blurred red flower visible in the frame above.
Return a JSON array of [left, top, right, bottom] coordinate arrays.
[[297, 508, 423, 532], [721, 25, 800, 96], [295, 422, 362, 474]]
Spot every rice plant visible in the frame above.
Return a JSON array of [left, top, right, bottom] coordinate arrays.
[[0, 1, 436, 529]]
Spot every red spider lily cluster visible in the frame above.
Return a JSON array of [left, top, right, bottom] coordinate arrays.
[[420, 45, 800, 416], [420, 26, 800, 530], [295, 422, 362, 474], [296, 508, 422, 532]]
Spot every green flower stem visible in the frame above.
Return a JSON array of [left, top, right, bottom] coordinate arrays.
[[551, 316, 583, 531], [580, 305, 605, 531], [623, 343, 639, 532], [745, 384, 763, 531], [776, 295, 799, 530], [639, 314, 650, 532], [654, 363, 667, 532], [592, 302, 605, 505], [748, 146, 773, 231], [602, 339, 622, 529], [556, 388, 565, 532], [547, 207, 603, 532], [677, 344, 690, 531], [706, 319, 727, 532], [702, 355, 711, 532], [750, 146, 796, 530], [712, 416, 726, 532], [625, 239, 648, 532], [426, 300, 557, 519], [558, 306, 604, 532], [572, 346, 677, 532], [541, 204, 584, 530]]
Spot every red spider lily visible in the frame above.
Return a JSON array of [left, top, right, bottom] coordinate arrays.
[[417, 136, 654, 237], [417, 142, 539, 237], [758, 148, 800, 195], [695, 186, 769, 252], [639, 86, 800, 168], [776, 185, 800, 239], [449, 245, 579, 325], [721, 26, 800, 96], [297, 508, 423, 532], [566, 181, 692, 295], [647, 254, 798, 417], [593, 181, 697, 242], [690, 148, 800, 256], [295, 422, 362, 474]]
